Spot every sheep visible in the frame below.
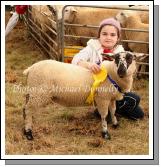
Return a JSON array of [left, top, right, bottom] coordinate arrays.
[[115, 11, 149, 54], [30, 5, 78, 56], [129, 5, 149, 24], [31, 5, 77, 34], [63, 6, 148, 49], [31, 5, 55, 33], [115, 11, 149, 77], [63, 7, 129, 50], [22, 51, 141, 140], [30, 5, 76, 59]]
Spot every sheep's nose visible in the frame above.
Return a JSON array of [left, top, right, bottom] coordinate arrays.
[[117, 63, 127, 78]]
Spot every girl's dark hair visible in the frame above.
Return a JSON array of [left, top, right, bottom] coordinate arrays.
[[97, 24, 121, 38]]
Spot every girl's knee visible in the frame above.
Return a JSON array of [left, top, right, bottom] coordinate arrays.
[[124, 92, 140, 105]]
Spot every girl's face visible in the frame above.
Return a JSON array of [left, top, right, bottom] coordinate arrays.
[[99, 25, 119, 49]]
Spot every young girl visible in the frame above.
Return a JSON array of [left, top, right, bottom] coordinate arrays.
[[72, 18, 144, 120]]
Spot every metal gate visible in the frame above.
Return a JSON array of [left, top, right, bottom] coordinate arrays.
[[23, 5, 149, 76], [61, 5, 149, 76], [23, 5, 62, 61]]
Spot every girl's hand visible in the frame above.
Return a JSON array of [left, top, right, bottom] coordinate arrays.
[[88, 63, 101, 74]]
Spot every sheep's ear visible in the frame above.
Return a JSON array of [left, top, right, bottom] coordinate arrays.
[[133, 53, 148, 61], [120, 11, 129, 18], [47, 5, 57, 16]]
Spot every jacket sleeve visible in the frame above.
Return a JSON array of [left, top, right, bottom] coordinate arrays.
[[71, 46, 92, 65]]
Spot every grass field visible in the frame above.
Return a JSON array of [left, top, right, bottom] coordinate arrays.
[[5, 12, 149, 155]]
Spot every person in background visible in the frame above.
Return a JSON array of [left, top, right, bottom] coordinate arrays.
[[72, 18, 144, 120], [5, 5, 28, 37]]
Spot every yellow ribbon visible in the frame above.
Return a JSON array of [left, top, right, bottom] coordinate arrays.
[[86, 65, 107, 105]]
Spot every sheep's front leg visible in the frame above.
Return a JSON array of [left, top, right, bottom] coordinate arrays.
[[109, 100, 119, 128], [95, 98, 111, 140]]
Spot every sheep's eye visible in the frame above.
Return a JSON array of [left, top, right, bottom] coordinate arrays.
[[120, 12, 124, 16], [115, 54, 120, 66], [126, 53, 133, 64]]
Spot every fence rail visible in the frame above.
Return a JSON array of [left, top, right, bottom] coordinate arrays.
[[24, 5, 149, 76]]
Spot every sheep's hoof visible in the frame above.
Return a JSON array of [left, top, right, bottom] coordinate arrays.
[[24, 129, 33, 140], [112, 123, 119, 129], [102, 131, 111, 140]]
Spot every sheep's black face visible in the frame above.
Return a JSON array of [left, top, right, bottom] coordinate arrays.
[[114, 52, 134, 78]]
